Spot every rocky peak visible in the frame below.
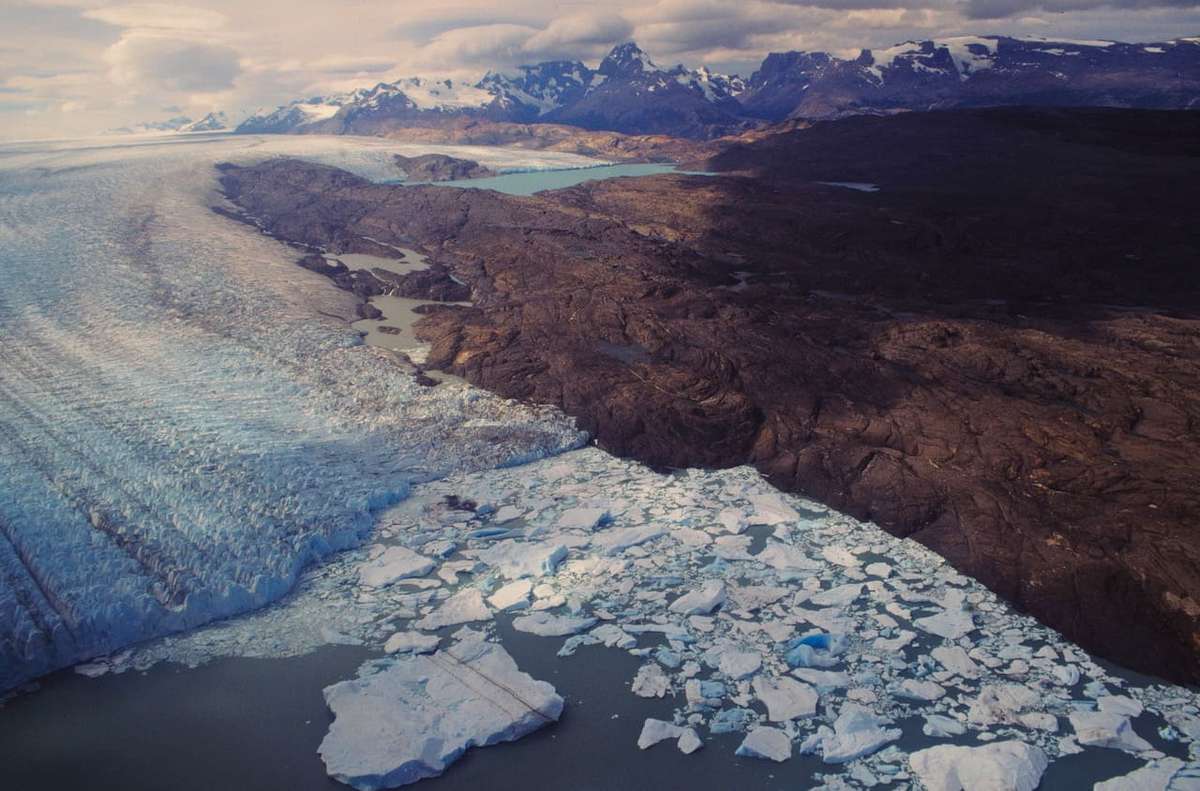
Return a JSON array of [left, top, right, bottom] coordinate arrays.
[[599, 42, 662, 77]]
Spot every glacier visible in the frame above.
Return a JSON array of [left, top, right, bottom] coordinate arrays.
[[0, 133, 597, 690]]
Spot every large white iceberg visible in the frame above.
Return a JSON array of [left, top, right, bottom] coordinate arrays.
[[359, 547, 435, 588], [908, 740, 1048, 791], [319, 636, 563, 789], [801, 704, 901, 763]]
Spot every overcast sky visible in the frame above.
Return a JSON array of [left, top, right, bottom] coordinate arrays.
[[2, 0, 1197, 139]]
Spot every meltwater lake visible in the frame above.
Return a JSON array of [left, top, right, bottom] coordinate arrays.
[[424, 163, 680, 195]]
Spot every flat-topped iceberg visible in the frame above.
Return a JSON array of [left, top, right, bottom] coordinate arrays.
[[319, 635, 563, 789], [909, 740, 1048, 791]]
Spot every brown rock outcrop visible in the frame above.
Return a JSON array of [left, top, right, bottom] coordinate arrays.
[[392, 153, 495, 182]]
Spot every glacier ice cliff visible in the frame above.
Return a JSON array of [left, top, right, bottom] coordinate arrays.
[[0, 134, 592, 689]]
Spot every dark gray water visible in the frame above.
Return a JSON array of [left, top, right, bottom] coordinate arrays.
[[423, 619, 841, 791], [0, 645, 370, 791], [0, 622, 839, 791], [0, 618, 1185, 790]]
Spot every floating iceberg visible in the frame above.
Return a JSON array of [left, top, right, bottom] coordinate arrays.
[[414, 589, 492, 630], [752, 676, 819, 721], [359, 547, 435, 588], [319, 635, 563, 789], [511, 612, 597, 637], [909, 740, 1048, 791], [801, 704, 901, 763], [669, 580, 727, 615], [736, 727, 792, 762]]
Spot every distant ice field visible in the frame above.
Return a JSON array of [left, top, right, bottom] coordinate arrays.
[[0, 133, 592, 689]]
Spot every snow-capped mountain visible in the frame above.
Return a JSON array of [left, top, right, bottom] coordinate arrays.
[[740, 35, 1200, 120], [178, 112, 228, 132], [234, 36, 1200, 139], [234, 96, 347, 134], [235, 42, 749, 138], [541, 43, 746, 137], [477, 60, 595, 117]]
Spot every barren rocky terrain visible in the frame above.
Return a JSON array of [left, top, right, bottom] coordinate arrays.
[[392, 153, 495, 182], [218, 107, 1200, 684]]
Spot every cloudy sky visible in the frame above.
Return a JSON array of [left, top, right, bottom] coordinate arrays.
[[2, 0, 1197, 139]]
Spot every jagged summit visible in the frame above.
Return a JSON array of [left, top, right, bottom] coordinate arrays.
[[598, 42, 663, 77]]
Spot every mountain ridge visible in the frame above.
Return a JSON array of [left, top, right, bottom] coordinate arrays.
[[231, 36, 1200, 140]]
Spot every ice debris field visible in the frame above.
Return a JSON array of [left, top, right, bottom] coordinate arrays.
[[113, 448, 1200, 790], [4, 132, 1200, 790]]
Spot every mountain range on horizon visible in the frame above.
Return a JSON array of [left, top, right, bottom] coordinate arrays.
[[212, 35, 1200, 140], [105, 111, 229, 136]]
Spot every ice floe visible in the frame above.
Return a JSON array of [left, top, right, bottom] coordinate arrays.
[[359, 547, 436, 588], [1094, 756, 1189, 791], [638, 718, 684, 748], [737, 726, 793, 762], [319, 633, 563, 788], [511, 612, 597, 637], [488, 580, 534, 611], [910, 740, 1048, 791], [752, 676, 819, 721], [669, 580, 727, 615], [632, 662, 672, 698], [383, 632, 440, 655], [414, 589, 492, 630], [1069, 710, 1154, 752], [801, 704, 902, 763]]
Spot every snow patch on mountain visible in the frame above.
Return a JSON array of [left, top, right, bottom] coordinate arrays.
[[1019, 36, 1116, 48], [357, 78, 494, 112], [941, 36, 999, 79]]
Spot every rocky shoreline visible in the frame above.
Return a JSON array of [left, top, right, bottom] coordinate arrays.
[[216, 107, 1200, 684]]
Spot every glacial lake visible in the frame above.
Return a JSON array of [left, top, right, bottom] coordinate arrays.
[[415, 163, 682, 196]]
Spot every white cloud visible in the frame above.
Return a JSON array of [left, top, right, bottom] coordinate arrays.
[[523, 11, 634, 57], [104, 30, 240, 92], [420, 23, 541, 68], [306, 55, 397, 75], [83, 3, 228, 31], [2, 0, 1199, 140]]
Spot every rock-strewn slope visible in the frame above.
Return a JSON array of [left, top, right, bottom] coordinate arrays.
[[218, 107, 1200, 683]]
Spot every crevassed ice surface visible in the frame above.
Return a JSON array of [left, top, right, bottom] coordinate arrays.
[[0, 133, 590, 689]]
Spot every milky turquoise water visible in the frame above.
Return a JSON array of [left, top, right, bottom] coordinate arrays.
[[426, 163, 680, 195]]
